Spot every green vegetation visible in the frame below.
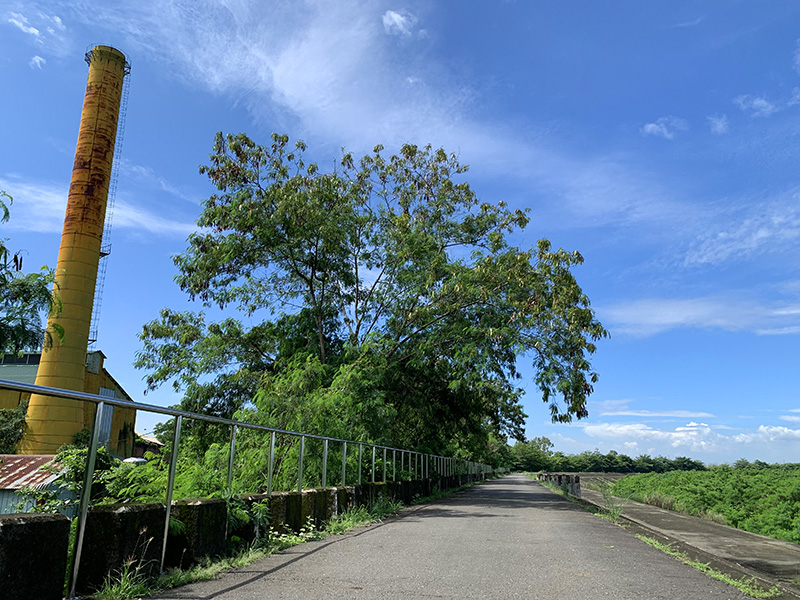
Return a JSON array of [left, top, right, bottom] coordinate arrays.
[[635, 534, 780, 599], [0, 190, 61, 356], [94, 497, 405, 600], [0, 397, 27, 453], [134, 133, 606, 489], [612, 465, 800, 543]]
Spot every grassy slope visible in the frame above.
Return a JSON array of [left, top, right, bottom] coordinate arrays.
[[611, 467, 800, 544]]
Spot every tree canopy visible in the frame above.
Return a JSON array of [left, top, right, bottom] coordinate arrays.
[[137, 133, 607, 459], [0, 191, 61, 355]]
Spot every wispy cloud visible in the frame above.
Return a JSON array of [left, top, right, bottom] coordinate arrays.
[[112, 202, 196, 236], [600, 295, 800, 337], [707, 113, 728, 134], [640, 116, 688, 140], [733, 94, 779, 117], [686, 194, 800, 266], [4, 7, 71, 56], [602, 409, 715, 418], [794, 39, 800, 74], [673, 16, 704, 28], [42, 0, 699, 238], [7, 12, 40, 37], [0, 175, 194, 237], [595, 398, 714, 419], [29, 55, 46, 69], [120, 159, 200, 204], [382, 9, 417, 37]]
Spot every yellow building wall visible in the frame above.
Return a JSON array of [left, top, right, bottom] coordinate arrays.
[[0, 389, 28, 411], [1, 352, 136, 456]]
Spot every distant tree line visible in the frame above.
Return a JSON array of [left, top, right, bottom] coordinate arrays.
[[503, 437, 707, 473]]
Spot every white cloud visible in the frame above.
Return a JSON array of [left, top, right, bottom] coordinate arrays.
[[8, 12, 40, 37], [583, 421, 723, 453], [673, 16, 704, 28], [600, 295, 800, 337], [602, 409, 715, 418], [686, 196, 800, 266], [734, 425, 800, 443], [707, 114, 728, 134], [733, 94, 778, 117], [4, 7, 71, 56], [112, 202, 196, 236], [29, 55, 46, 69], [779, 415, 800, 423], [39, 0, 694, 237], [581, 421, 800, 460], [382, 9, 417, 37], [640, 116, 688, 140], [794, 39, 800, 74], [0, 175, 194, 237], [757, 325, 800, 335], [120, 159, 200, 204]]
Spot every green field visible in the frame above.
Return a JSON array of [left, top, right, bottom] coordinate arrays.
[[611, 465, 800, 544]]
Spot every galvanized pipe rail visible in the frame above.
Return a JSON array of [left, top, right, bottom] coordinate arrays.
[[0, 378, 492, 598]]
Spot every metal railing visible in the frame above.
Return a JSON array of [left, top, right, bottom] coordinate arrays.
[[0, 378, 492, 597]]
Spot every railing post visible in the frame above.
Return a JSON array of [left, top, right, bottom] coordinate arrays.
[[68, 400, 106, 598], [227, 424, 237, 490], [358, 444, 362, 485], [371, 446, 376, 484], [322, 439, 328, 489], [342, 441, 347, 486], [382, 447, 387, 482], [393, 449, 396, 481], [267, 430, 276, 495], [298, 435, 305, 493], [160, 415, 182, 573]]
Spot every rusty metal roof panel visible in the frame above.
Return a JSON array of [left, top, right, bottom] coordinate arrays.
[[0, 455, 63, 490]]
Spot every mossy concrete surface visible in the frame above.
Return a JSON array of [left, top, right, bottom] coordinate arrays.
[[165, 498, 227, 569], [76, 502, 166, 594], [0, 512, 70, 600]]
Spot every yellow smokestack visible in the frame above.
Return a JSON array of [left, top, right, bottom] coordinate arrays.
[[20, 45, 129, 454]]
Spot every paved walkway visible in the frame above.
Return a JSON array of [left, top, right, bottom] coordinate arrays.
[[148, 474, 756, 600], [579, 476, 800, 598]]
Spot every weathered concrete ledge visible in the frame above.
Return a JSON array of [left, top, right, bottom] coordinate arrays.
[[0, 512, 70, 600], [1, 472, 489, 598], [536, 472, 581, 497]]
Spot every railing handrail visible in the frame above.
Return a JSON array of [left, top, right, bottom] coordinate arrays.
[[0, 377, 492, 597]]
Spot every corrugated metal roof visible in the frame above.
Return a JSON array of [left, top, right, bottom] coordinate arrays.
[[0, 454, 63, 490], [0, 363, 38, 384], [135, 431, 164, 446]]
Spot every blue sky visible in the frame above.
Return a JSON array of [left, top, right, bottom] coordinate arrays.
[[2, 1, 800, 464]]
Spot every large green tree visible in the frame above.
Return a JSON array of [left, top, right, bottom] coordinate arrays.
[[137, 134, 607, 459]]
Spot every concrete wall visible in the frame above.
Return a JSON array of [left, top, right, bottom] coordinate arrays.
[[0, 512, 70, 600], [2, 472, 490, 598], [536, 472, 581, 497]]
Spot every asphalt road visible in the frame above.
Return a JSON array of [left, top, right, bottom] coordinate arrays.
[[148, 474, 751, 600]]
